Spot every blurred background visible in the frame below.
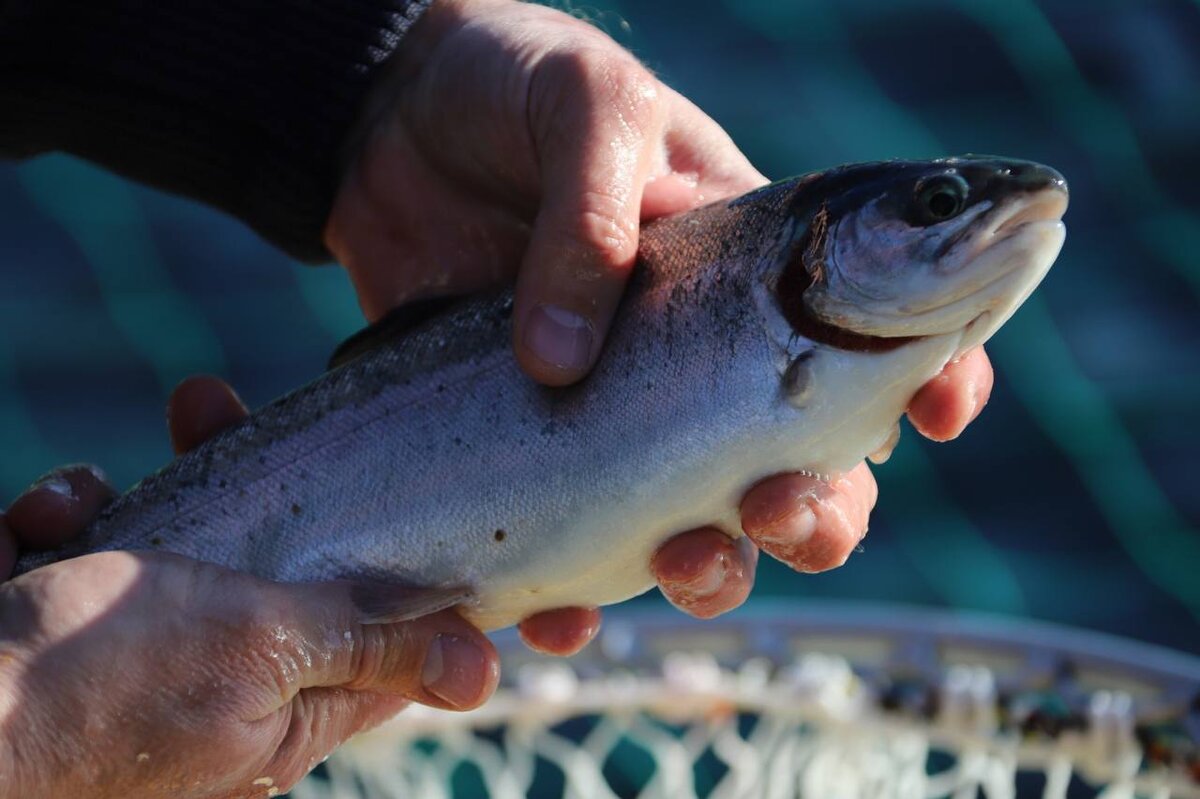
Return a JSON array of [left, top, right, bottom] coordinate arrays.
[[0, 0, 1197, 654]]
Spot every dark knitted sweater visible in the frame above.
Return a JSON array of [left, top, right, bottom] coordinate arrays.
[[0, 0, 431, 262]]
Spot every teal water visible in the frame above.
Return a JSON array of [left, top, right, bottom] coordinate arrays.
[[0, 0, 1197, 653]]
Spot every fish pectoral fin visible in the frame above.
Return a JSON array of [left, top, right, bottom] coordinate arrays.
[[350, 582, 474, 625], [328, 296, 463, 370]]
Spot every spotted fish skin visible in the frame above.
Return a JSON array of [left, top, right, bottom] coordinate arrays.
[[14, 157, 1067, 631]]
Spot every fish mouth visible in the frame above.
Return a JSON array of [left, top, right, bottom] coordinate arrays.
[[902, 187, 1069, 315], [947, 187, 1069, 352], [987, 189, 1069, 242], [884, 186, 1068, 326]]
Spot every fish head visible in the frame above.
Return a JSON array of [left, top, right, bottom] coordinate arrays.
[[773, 155, 1067, 353]]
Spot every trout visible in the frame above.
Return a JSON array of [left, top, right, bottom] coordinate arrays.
[[14, 156, 1068, 631]]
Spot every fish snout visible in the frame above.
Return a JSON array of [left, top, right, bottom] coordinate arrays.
[[998, 160, 1067, 194], [955, 155, 1068, 205]]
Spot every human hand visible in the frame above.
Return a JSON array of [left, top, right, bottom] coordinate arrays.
[[0, 410, 499, 798], [326, 0, 768, 385], [322, 0, 995, 652]]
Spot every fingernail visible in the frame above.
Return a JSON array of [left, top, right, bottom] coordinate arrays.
[[34, 476, 74, 500], [671, 554, 728, 600], [421, 633, 487, 709], [523, 304, 593, 372], [755, 504, 817, 552], [967, 378, 987, 425], [83, 464, 111, 485]]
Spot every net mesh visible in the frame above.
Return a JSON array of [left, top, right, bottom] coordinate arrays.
[[291, 607, 1200, 799]]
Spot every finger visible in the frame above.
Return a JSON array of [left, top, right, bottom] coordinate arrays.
[[349, 608, 499, 711], [651, 527, 758, 619], [167, 375, 249, 455], [740, 464, 877, 573], [907, 347, 993, 442], [5, 465, 117, 550], [513, 50, 666, 386], [0, 515, 17, 580], [518, 606, 603, 656], [336, 607, 497, 711]]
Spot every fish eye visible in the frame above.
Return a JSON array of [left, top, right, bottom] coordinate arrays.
[[911, 174, 969, 225]]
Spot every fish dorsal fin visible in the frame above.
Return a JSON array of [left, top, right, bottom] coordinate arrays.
[[328, 295, 463, 370]]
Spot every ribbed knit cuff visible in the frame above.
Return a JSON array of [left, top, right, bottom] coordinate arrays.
[[1, 0, 433, 262]]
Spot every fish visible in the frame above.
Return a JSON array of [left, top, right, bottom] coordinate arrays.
[[13, 156, 1068, 632]]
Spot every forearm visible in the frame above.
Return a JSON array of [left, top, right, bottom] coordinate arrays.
[[0, 0, 432, 262]]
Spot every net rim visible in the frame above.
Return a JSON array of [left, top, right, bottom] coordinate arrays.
[[382, 600, 1200, 730], [574, 600, 1200, 681], [316, 602, 1200, 799]]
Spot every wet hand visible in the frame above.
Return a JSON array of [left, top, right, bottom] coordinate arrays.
[[325, 0, 767, 386], [0, 394, 499, 798]]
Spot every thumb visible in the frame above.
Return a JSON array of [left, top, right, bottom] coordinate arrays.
[[258, 580, 500, 713], [343, 607, 500, 711], [241, 583, 500, 790], [513, 52, 665, 386]]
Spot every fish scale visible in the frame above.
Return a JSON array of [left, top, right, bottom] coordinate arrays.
[[14, 156, 1068, 632]]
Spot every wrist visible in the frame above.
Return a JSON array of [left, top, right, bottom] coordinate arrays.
[[331, 0, 470, 196]]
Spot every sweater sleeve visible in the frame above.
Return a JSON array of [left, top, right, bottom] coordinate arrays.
[[0, 0, 432, 263]]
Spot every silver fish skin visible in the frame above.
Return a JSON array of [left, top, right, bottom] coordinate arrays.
[[14, 156, 1068, 632]]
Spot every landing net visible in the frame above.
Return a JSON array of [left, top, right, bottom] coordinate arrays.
[[291, 604, 1200, 799]]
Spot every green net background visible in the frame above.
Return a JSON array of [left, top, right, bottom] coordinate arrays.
[[0, 0, 1197, 654]]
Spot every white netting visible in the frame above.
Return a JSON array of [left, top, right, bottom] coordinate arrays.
[[291, 606, 1200, 799]]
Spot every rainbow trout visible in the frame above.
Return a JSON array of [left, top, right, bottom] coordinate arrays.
[[15, 156, 1068, 631]]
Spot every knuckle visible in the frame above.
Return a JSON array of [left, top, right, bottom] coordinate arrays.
[[344, 622, 418, 693], [342, 625, 385, 690], [570, 197, 639, 265], [591, 54, 660, 125], [536, 45, 661, 138], [566, 44, 658, 101]]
